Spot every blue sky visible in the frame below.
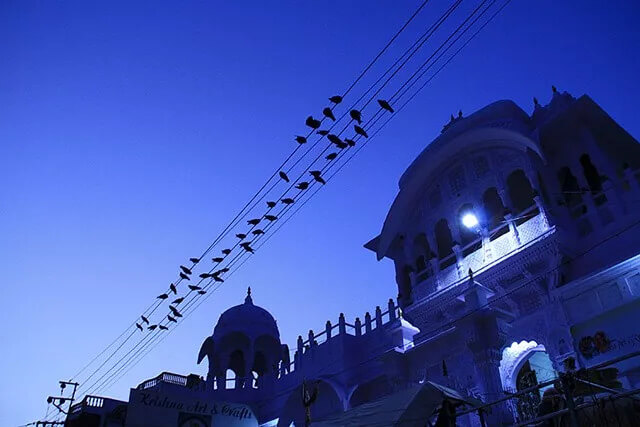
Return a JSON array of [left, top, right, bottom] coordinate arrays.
[[2, 1, 640, 424]]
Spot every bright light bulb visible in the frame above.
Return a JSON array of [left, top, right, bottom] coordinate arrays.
[[462, 212, 479, 229]]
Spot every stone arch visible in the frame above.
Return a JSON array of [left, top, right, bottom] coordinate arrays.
[[434, 218, 454, 259], [506, 169, 535, 214], [579, 153, 603, 192], [499, 340, 556, 391], [483, 187, 506, 231], [557, 166, 583, 208], [277, 379, 345, 427], [348, 375, 393, 409], [412, 233, 431, 273]]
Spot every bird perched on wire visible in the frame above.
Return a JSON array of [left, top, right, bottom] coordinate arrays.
[[159, 325, 168, 331], [248, 218, 260, 226], [327, 134, 343, 146], [180, 265, 192, 275], [264, 214, 277, 221], [168, 315, 177, 323], [222, 248, 232, 255], [350, 109, 362, 124], [326, 152, 338, 160], [345, 138, 356, 147], [281, 198, 294, 205], [189, 257, 200, 264], [322, 107, 336, 121], [148, 325, 158, 331], [141, 315, 149, 325], [240, 243, 255, 253], [173, 297, 184, 304], [198, 290, 206, 295], [295, 135, 307, 144], [296, 182, 309, 190], [212, 257, 223, 263], [236, 233, 247, 239], [279, 171, 290, 182], [329, 95, 342, 104], [317, 130, 329, 136], [266, 201, 276, 208], [212, 275, 224, 283], [310, 171, 326, 185], [189, 284, 202, 291], [377, 99, 394, 113], [170, 283, 177, 295], [217, 267, 230, 274], [305, 116, 321, 129], [179, 272, 190, 281], [354, 125, 368, 138], [252, 229, 264, 235], [169, 306, 182, 317], [199, 273, 212, 279], [136, 323, 143, 331], [157, 293, 169, 300]]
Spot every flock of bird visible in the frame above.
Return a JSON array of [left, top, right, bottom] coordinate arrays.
[[135, 94, 395, 335]]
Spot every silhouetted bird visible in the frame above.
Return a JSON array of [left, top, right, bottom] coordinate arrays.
[[198, 290, 206, 295], [180, 265, 192, 275], [295, 135, 307, 144], [296, 182, 309, 190], [189, 285, 202, 291], [345, 138, 356, 147], [326, 152, 338, 160], [552, 85, 557, 93], [212, 276, 224, 282], [199, 273, 211, 279], [327, 134, 343, 146], [354, 125, 368, 138], [157, 293, 168, 300], [148, 325, 158, 331], [329, 95, 343, 104], [218, 267, 230, 273], [281, 198, 294, 205], [322, 107, 336, 121], [241, 244, 255, 253], [179, 272, 190, 281], [264, 214, 277, 221], [279, 171, 290, 182], [236, 233, 247, 239], [305, 116, 321, 129], [310, 171, 326, 185], [248, 218, 260, 226], [252, 229, 264, 235], [377, 99, 394, 113], [189, 257, 200, 264], [335, 141, 348, 149], [222, 248, 231, 255], [170, 283, 177, 295], [168, 315, 177, 323], [266, 201, 276, 208], [350, 109, 362, 124], [169, 306, 182, 317], [159, 325, 168, 331], [136, 323, 143, 332], [212, 257, 223, 263], [317, 130, 329, 136], [141, 315, 149, 324], [173, 297, 185, 304]]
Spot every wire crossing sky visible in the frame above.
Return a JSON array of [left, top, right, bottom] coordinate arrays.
[[2, 1, 640, 425]]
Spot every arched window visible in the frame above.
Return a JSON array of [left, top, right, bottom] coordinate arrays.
[[579, 154, 602, 192], [557, 166, 583, 209], [413, 233, 430, 272], [434, 219, 454, 259], [483, 187, 506, 230], [226, 369, 236, 389], [506, 169, 535, 213]]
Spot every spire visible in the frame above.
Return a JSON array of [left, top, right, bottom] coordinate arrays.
[[245, 286, 253, 304]]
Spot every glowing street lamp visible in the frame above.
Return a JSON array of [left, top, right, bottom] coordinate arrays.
[[461, 212, 479, 229]]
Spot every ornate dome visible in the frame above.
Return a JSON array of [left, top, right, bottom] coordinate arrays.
[[212, 288, 280, 341]]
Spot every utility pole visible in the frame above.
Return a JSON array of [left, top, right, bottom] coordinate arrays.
[[40, 380, 79, 426]]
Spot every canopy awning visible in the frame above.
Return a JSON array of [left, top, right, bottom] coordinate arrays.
[[314, 381, 482, 427]]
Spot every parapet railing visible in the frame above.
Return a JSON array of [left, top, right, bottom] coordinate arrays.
[[137, 371, 188, 390], [69, 395, 104, 415]]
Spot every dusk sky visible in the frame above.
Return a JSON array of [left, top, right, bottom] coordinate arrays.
[[2, 1, 640, 425]]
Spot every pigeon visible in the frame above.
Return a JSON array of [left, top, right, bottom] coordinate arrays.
[[170, 283, 177, 295], [157, 293, 168, 300], [198, 290, 207, 295], [248, 218, 260, 226], [296, 182, 309, 190], [377, 99, 394, 113], [169, 306, 182, 317], [218, 267, 230, 273], [310, 171, 326, 185], [327, 134, 343, 146], [212, 257, 223, 263], [212, 275, 224, 283], [189, 257, 200, 264], [222, 248, 231, 255], [180, 265, 192, 275], [279, 171, 290, 182], [305, 116, 321, 129], [326, 152, 338, 160], [148, 325, 158, 331], [240, 241, 252, 248], [236, 233, 247, 239], [241, 244, 255, 253], [266, 201, 276, 208], [189, 285, 202, 291], [179, 272, 190, 281], [199, 273, 211, 279], [350, 109, 362, 124], [141, 315, 149, 324], [264, 214, 278, 221], [172, 297, 184, 304], [329, 95, 343, 104], [295, 135, 307, 144], [252, 229, 265, 235], [354, 125, 368, 138], [159, 325, 168, 331], [345, 138, 356, 147], [281, 198, 294, 205], [323, 107, 336, 121], [336, 141, 348, 149], [316, 130, 329, 136], [168, 315, 177, 323], [136, 323, 143, 331]]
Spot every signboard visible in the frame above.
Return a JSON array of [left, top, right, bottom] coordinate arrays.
[[126, 388, 258, 427]]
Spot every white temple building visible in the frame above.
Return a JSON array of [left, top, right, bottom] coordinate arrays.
[[66, 89, 640, 426]]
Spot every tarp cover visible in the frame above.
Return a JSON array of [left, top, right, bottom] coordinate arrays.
[[314, 381, 481, 427]]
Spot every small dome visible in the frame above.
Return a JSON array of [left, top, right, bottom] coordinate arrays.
[[213, 288, 280, 341]]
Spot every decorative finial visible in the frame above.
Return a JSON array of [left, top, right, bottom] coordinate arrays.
[[450, 114, 455, 122], [533, 96, 539, 106], [458, 110, 462, 118], [552, 85, 557, 94], [245, 286, 253, 304]]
